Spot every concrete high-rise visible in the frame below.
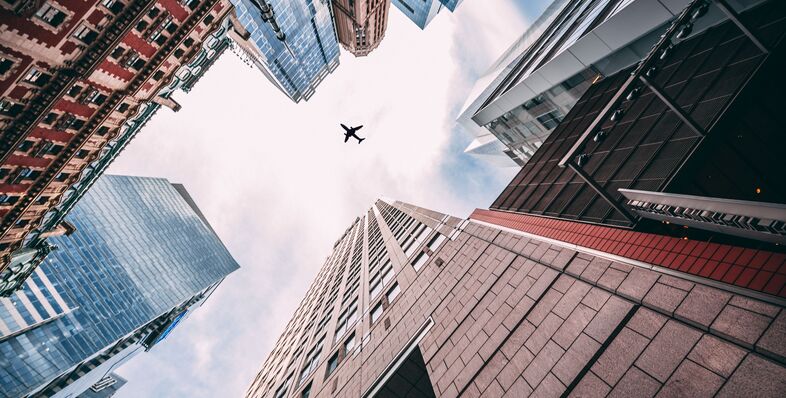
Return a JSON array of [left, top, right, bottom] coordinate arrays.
[[0, 175, 239, 398], [459, 0, 771, 166], [245, 198, 785, 398], [391, 0, 464, 29], [227, 0, 341, 102], [0, 0, 235, 296], [332, 0, 391, 57]]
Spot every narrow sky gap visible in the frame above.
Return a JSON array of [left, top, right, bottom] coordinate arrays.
[[107, 1, 538, 396]]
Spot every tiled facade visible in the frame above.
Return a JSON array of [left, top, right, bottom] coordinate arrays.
[[331, 0, 391, 57], [246, 200, 786, 397], [0, 0, 234, 295]]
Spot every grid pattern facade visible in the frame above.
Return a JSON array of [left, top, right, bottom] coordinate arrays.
[[492, 2, 786, 226], [0, 175, 238, 398], [391, 0, 441, 29], [230, 0, 340, 102], [247, 200, 786, 398]]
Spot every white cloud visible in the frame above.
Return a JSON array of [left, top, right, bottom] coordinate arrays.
[[110, 1, 528, 397]]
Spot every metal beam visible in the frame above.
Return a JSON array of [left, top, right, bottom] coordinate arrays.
[[566, 161, 637, 223], [639, 75, 706, 136], [713, 0, 769, 54]]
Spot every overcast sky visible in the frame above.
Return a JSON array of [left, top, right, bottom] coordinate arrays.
[[108, 1, 547, 396]]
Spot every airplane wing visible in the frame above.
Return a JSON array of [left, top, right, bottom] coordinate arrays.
[[344, 134, 350, 143], [340, 123, 350, 131], [355, 125, 363, 131]]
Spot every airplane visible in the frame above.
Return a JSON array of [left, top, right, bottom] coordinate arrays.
[[341, 123, 365, 143]]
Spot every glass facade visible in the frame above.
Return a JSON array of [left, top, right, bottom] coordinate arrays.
[[0, 176, 239, 398], [391, 0, 441, 29], [230, 0, 341, 102]]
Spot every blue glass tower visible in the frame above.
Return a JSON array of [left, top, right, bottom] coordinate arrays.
[[391, 0, 464, 29], [0, 176, 239, 398], [230, 0, 341, 102]]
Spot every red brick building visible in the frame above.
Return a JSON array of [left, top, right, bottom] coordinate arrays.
[[0, 0, 233, 294], [332, 0, 390, 56]]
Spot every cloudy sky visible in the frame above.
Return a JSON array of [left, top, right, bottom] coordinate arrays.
[[108, 1, 547, 396]]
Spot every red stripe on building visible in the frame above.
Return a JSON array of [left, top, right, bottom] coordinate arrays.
[[159, 0, 190, 21], [0, 183, 31, 194], [470, 209, 786, 298], [97, 60, 135, 81], [8, 85, 32, 101], [53, 98, 95, 118], [29, 127, 74, 143], [5, 154, 51, 168], [122, 32, 157, 58]]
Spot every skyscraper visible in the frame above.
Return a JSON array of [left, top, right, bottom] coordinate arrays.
[[459, 0, 769, 166], [245, 198, 785, 398], [228, 0, 341, 102], [245, 2, 786, 396], [331, 0, 392, 57], [0, 175, 239, 398], [0, 0, 235, 295], [391, 0, 464, 29]]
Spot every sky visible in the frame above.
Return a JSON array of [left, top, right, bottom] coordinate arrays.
[[107, 1, 547, 396]]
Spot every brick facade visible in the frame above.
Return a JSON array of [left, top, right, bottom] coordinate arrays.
[[246, 200, 786, 398], [0, 0, 232, 279]]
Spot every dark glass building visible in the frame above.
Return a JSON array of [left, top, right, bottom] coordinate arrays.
[[0, 175, 239, 398]]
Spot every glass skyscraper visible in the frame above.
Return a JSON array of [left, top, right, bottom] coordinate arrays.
[[0, 176, 239, 398], [391, 0, 464, 29], [230, 0, 341, 102]]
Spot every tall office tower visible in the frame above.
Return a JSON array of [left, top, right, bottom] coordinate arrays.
[[391, 0, 463, 29], [331, 0, 391, 57], [227, 0, 341, 102], [0, 0, 234, 296], [459, 0, 771, 166], [245, 197, 786, 398], [0, 175, 239, 398]]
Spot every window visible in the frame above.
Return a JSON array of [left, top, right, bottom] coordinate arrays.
[[412, 252, 428, 272], [381, 267, 393, 286], [0, 56, 14, 77], [110, 46, 125, 60], [35, 3, 67, 28], [536, 110, 564, 130], [73, 24, 98, 44], [43, 112, 58, 125], [522, 95, 545, 110], [301, 382, 312, 398], [67, 84, 83, 97], [135, 20, 149, 32], [117, 103, 129, 113], [101, 0, 124, 14], [274, 375, 291, 398], [370, 302, 383, 324], [22, 67, 50, 86], [386, 283, 400, 303], [344, 333, 356, 353], [0, 99, 21, 117], [298, 337, 324, 386], [55, 172, 70, 182], [369, 281, 381, 300], [17, 140, 34, 152], [325, 352, 339, 378]]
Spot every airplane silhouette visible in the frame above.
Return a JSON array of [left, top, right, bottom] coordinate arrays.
[[341, 124, 365, 143]]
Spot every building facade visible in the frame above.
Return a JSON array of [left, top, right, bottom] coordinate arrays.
[[245, 198, 786, 398], [228, 0, 341, 102], [0, 0, 234, 296], [459, 0, 770, 166], [331, 0, 391, 57], [0, 175, 239, 398], [391, 0, 463, 29]]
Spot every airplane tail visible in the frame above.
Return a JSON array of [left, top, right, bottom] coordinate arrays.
[[358, 138, 365, 144]]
